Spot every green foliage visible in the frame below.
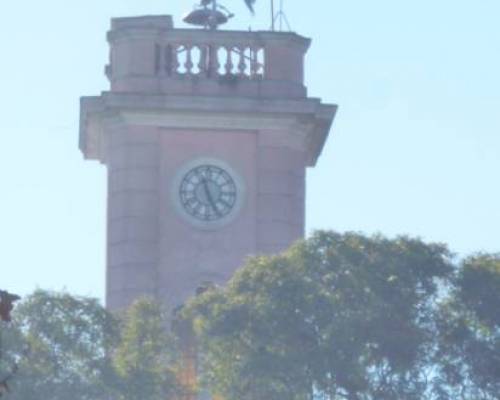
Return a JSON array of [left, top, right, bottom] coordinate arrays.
[[457, 254, 500, 328], [0, 291, 179, 400], [436, 254, 500, 399], [1, 234, 498, 400], [1, 290, 118, 400], [113, 299, 179, 400], [182, 232, 499, 400], [184, 231, 455, 400]]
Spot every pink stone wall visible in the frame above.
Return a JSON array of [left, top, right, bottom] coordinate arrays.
[[256, 138, 306, 254], [106, 125, 161, 310], [105, 124, 307, 311], [157, 129, 258, 308]]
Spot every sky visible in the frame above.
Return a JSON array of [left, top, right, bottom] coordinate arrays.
[[1, 0, 499, 300]]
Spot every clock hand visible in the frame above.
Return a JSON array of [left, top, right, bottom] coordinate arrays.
[[202, 179, 221, 217]]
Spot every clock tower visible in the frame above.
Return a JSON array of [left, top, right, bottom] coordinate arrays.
[[80, 15, 336, 311]]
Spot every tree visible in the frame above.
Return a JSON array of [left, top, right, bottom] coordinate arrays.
[[0, 290, 21, 397], [113, 298, 179, 400], [183, 231, 454, 400], [0, 291, 180, 400], [435, 254, 500, 399], [0, 290, 118, 400]]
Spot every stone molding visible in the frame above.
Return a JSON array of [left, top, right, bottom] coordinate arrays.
[[80, 93, 337, 167]]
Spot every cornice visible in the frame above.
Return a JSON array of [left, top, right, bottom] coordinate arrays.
[[80, 93, 337, 166]]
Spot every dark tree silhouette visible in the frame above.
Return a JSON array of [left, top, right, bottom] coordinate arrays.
[[0, 290, 21, 397], [0, 291, 20, 322]]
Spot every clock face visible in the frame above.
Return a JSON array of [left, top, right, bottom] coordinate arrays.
[[179, 164, 237, 222]]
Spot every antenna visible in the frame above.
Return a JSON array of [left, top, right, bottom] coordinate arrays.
[[271, 0, 275, 31], [271, 0, 291, 32]]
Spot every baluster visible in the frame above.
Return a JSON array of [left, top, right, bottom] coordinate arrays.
[[258, 48, 266, 77], [173, 45, 181, 75], [214, 46, 221, 77], [199, 45, 208, 75], [237, 46, 247, 76], [190, 46, 200, 75], [249, 47, 258, 78], [225, 46, 233, 75], [249, 47, 258, 77], [185, 45, 194, 75], [207, 44, 216, 78], [165, 44, 173, 76]]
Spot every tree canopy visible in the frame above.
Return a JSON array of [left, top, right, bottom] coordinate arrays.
[[435, 254, 500, 399], [1, 231, 498, 400], [183, 231, 500, 400], [113, 299, 179, 400], [0, 291, 179, 400]]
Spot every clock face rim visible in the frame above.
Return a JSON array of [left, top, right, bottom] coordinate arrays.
[[171, 158, 246, 230], [180, 165, 237, 222]]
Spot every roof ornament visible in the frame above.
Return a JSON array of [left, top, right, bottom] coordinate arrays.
[[271, 0, 291, 31], [183, 0, 235, 30]]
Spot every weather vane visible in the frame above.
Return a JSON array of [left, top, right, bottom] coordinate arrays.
[[183, 0, 256, 30]]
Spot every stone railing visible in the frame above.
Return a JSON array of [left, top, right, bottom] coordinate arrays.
[[157, 43, 265, 79], [106, 16, 311, 97]]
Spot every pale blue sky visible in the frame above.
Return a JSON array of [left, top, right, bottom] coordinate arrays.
[[1, 0, 499, 300]]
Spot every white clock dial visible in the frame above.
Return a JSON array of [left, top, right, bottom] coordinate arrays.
[[179, 165, 237, 222], [172, 158, 245, 229]]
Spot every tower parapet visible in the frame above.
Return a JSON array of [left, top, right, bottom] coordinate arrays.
[[105, 16, 310, 98]]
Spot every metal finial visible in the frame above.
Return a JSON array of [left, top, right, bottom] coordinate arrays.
[[183, 0, 234, 30]]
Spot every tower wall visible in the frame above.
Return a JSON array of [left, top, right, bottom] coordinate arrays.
[[80, 15, 336, 311], [106, 125, 161, 309]]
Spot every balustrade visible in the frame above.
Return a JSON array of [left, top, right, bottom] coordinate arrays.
[[106, 19, 310, 96], [155, 42, 265, 79]]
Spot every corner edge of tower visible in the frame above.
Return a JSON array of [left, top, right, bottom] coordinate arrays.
[[79, 96, 106, 163], [306, 102, 338, 167]]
